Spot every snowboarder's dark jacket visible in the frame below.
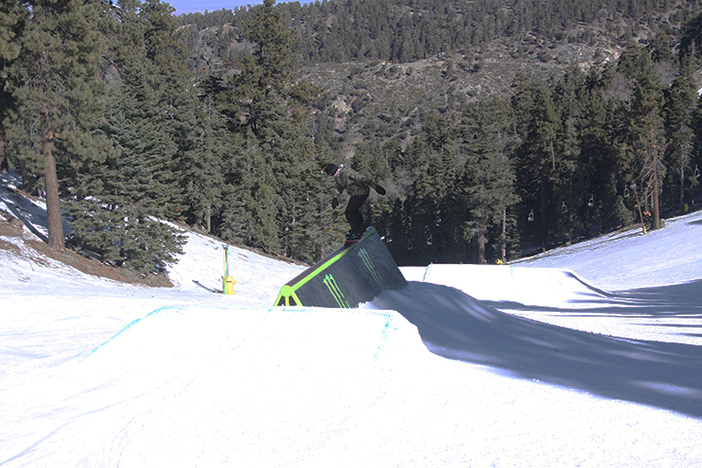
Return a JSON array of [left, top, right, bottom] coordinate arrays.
[[333, 165, 378, 197]]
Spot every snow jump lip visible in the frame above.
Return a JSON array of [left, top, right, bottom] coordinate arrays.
[[274, 227, 407, 308]]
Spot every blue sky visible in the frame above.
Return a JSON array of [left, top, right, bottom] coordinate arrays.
[[167, 0, 264, 15]]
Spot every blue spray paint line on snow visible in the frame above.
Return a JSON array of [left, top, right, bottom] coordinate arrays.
[[374, 311, 398, 361], [422, 263, 433, 282], [83, 306, 182, 358]]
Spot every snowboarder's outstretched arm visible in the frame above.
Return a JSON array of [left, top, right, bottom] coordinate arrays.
[[343, 168, 386, 195]]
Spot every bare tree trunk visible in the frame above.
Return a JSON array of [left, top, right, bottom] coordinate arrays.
[[679, 164, 685, 214], [0, 58, 7, 174], [631, 183, 647, 235], [0, 123, 7, 173], [540, 174, 548, 249], [477, 222, 486, 264], [501, 207, 507, 261], [41, 97, 64, 251], [652, 158, 660, 230]]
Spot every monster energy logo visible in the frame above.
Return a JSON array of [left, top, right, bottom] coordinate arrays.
[[323, 274, 350, 308], [359, 248, 383, 288]]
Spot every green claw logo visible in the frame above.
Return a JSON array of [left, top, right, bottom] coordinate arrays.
[[359, 248, 383, 288], [323, 274, 350, 308]]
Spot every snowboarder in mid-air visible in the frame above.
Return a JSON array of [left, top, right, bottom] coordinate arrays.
[[324, 163, 386, 241]]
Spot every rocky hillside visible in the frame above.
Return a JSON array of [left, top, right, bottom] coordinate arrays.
[[179, 0, 702, 157], [299, 41, 621, 157]]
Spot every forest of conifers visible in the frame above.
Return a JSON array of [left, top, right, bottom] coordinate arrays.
[[2, 0, 702, 273]]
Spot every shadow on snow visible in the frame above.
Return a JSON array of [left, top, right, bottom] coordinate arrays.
[[373, 281, 702, 419]]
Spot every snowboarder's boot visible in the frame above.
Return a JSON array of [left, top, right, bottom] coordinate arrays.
[[345, 231, 363, 242]]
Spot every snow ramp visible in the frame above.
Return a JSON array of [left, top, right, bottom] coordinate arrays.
[[5, 292, 702, 466], [274, 227, 407, 308], [401, 263, 612, 309]]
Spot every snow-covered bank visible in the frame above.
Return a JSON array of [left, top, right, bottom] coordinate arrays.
[[513, 212, 702, 291]]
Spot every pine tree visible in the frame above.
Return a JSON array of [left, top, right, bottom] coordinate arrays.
[[179, 92, 228, 232], [105, 60, 173, 218], [60, 0, 187, 274], [460, 98, 520, 263], [679, 11, 702, 67], [351, 141, 391, 182], [234, 0, 294, 134], [220, 134, 281, 253], [663, 57, 697, 213], [405, 138, 463, 264], [140, 0, 195, 220], [210, 0, 326, 261], [618, 43, 666, 230], [63, 154, 186, 275], [63, 57, 186, 275], [551, 65, 586, 242], [257, 90, 318, 260], [6, 0, 108, 251], [0, 0, 28, 173], [379, 137, 426, 264], [577, 70, 621, 233], [511, 74, 559, 249]]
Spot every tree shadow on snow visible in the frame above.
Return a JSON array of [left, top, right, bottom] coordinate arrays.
[[373, 281, 702, 419]]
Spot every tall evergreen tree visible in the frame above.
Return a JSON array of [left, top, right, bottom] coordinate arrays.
[[0, 0, 28, 173], [211, 0, 325, 261], [618, 43, 666, 229], [64, 56, 186, 274], [60, 0, 187, 274], [220, 133, 281, 252], [679, 11, 702, 67], [460, 98, 520, 263], [577, 67, 622, 233], [234, 0, 295, 134], [405, 138, 463, 264], [663, 57, 697, 213], [112, 60, 175, 217], [140, 0, 196, 220], [180, 92, 228, 232], [551, 65, 586, 242], [511, 74, 559, 249], [257, 90, 318, 260], [6, 0, 108, 251]]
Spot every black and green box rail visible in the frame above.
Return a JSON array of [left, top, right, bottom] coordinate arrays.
[[274, 227, 407, 308]]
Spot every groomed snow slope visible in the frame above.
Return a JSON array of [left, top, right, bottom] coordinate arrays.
[[2, 172, 702, 467]]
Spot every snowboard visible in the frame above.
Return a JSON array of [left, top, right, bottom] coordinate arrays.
[[343, 226, 371, 245]]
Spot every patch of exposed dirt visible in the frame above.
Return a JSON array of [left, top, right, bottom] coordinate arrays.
[[0, 237, 22, 255], [0, 214, 172, 288], [0, 212, 24, 237]]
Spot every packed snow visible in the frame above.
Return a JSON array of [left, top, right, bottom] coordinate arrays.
[[2, 170, 702, 467]]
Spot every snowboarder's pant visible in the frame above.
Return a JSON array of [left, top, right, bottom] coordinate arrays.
[[345, 194, 368, 234]]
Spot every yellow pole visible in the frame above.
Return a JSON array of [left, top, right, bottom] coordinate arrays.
[[222, 245, 236, 295]]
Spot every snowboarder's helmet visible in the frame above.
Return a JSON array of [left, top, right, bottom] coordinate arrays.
[[324, 164, 339, 176]]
